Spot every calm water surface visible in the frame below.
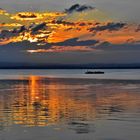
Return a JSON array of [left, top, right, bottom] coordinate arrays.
[[0, 69, 140, 140]]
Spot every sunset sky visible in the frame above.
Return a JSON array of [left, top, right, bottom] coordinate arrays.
[[0, 0, 140, 66]]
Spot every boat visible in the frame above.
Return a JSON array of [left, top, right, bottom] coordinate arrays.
[[85, 71, 104, 74]]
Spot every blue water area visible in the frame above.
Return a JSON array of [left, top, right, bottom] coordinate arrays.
[[0, 69, 140, 140]]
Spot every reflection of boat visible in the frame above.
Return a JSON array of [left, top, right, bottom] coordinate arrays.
[[85, 71, 104, 74]]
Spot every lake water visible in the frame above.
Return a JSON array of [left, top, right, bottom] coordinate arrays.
[[0, 69, 140, 140]]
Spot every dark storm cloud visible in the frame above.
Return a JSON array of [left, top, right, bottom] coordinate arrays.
[[0, 37, 99, 48], [65, 4, 95, 13], [0, 22, 47, 36], [52, 20, 75, 26], [31, 22, 47, 33], [0, 30, 17, 38], [0, 26, 27, 38], [95, 42, 140, 51], [53, 38, 99, 46], [89, 22, 126, 32], [18, 25, 27, 33], [1, 40, 140, 65]]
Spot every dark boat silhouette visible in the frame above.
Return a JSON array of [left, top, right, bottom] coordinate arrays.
[[85, 71, 104, 74]]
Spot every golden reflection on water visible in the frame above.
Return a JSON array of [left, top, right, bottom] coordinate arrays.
[[0, 76, 140, 129]]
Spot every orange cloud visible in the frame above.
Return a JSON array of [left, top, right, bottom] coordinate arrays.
[[11, 12, 66, 21], [0, 23, 22, 27]]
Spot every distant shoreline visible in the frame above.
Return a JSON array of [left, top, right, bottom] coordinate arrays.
[[0, 63, 140, 69], [0, 67, 140, 69]]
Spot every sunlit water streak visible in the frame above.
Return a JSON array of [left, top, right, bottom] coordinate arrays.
[[0, 70, 140, 140]]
